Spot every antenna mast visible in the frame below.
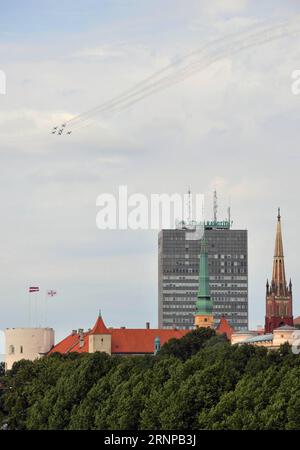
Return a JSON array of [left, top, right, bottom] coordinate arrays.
[[188, 186, 192, 223], [213, 189, 218, 222]]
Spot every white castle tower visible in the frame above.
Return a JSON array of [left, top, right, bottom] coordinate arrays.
[[5, 327, 54, 370]]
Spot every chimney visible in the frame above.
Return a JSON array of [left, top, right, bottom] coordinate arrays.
[[146, 322, 150, 329], [71, 330, 77, 335], [78, 329, 84, 348]]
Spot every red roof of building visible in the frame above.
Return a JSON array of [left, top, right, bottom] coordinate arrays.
[[48, 313, 237, 356], [48, 331, 90, 354], [294, 316, 300, 325], [110, 328, 188, 354], [216, 316, 234, 339], [90, 315, 110, 334], [48, 314, 190, 355], [49, 328, 189, 355]]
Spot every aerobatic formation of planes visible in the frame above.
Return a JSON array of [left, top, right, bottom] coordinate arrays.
[[49, 19, 300, 136], [51, 124, 72, 135]]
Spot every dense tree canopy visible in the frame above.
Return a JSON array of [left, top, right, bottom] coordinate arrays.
[[1, 329, 300, 430]]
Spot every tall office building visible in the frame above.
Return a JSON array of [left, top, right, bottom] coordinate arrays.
[[158, 219, 248, 331]]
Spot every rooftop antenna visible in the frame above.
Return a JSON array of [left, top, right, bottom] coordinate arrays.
[[213, 189, 218, 222], [228, 196, 232, 228], [188, 186, 192, 223]]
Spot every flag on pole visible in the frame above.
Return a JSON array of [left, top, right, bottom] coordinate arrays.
[[47, 290, 57, 297], [29, 286, 39, 293]]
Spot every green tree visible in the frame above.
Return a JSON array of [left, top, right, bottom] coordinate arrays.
[[158, 327, 218, 361], [2, 334, 300, 431]]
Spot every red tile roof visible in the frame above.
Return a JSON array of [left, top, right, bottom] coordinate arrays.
[[90, 315, 110, 334], [48, 332, 89, 355], [294, 316, 300, 325], [110, 328, 188, 354], [216, 316, 234, 339], [48, 331, 89, 355], [48, 315, 190, 355], [49, 314, 237, 356]]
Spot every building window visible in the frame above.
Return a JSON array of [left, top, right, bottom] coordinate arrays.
[[20, 346, 23, 354], [9, 345, 15, 355]]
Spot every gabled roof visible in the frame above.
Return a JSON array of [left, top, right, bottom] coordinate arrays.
[[216, 316, 234, 339]]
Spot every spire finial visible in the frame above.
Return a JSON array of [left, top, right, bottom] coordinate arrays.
[[98, 309, 102, 318], [277, 207, 281, 221]]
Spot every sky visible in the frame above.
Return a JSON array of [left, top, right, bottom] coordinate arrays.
[[1, 0, 300, 355]]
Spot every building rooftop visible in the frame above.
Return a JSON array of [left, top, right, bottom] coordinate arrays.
[[215, 316, 234, 339], [274, 325, 296, 331], [240, 333, 274, 344], [48, 314, 189, 355]]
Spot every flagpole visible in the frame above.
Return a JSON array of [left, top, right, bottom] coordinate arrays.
[[28, 288, 31, 327], [45, 290, 57, 326], [28, 286, 40, 327], [35, 290, 38, 327], [36, 287, 40, 327], [45, 290, 47, 327]]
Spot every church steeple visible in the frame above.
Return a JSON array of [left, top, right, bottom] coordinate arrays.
[[194, 239, 214, 329], [271, 208, 287, 296], [265, 210, 293, 333]]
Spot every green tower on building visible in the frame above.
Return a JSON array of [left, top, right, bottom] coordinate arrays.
[[195, 240, 214, 328]]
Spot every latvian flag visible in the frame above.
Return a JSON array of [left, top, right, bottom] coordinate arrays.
[[47, 290, 57, 297], [29, 286, 39, 293]]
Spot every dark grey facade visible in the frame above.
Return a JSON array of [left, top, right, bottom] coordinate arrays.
[[158, 225, 248, 331]]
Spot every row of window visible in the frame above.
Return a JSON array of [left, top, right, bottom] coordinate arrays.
[[8, 345, 23, 355], [212, 297, 248, 302], [163, 311, 194, 317], [163, 275, 248, 281], [211, 254, 246, 259], [163, 290, 247, 298], [163, 305, 196, 310], [163, 318, 194, 324]]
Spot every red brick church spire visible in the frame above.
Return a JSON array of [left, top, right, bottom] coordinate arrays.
[[271, 208, 287, 296], [265, 209, 293, 333]]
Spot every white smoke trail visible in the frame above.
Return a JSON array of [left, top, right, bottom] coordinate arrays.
[[55, 17, 300, 133]]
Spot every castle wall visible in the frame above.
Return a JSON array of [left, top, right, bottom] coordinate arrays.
[[5, 328, 54, 370]]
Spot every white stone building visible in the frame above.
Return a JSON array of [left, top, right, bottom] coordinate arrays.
[[231, 325, 298, 350], [5, 328, 54, 370]]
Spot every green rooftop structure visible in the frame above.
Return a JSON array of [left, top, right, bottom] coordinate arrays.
[[194, 240, 214, 328]]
